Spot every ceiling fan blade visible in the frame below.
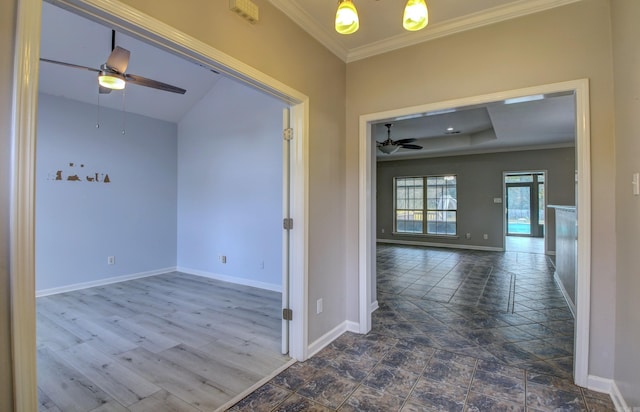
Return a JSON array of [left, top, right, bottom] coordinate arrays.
[[400, 144, 423, 150], [125, 73, 186, 94], [105, 46, 130, 73], [394, 138, 416, 144], [40, 58, 100, 73], [99, 85, 112, 94]]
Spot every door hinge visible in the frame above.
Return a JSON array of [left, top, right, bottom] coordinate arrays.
[[282, 308, 293, 321], [283, 128, 293, 141], [283, 218, 293, 230]]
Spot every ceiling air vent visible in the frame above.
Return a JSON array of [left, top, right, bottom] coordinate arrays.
[[229, 0, 259, 24]]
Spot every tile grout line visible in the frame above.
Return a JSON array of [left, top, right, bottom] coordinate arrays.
[[462, 358, 480, 410], [398, 348, 435, 411]]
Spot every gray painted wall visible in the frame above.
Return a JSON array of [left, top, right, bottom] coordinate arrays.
[[177, 77, 284, 289], [376, 148, 576, 251], [36, 94, 178, 291]]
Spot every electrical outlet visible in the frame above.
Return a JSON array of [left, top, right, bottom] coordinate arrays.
[[260, 260, 264, 269], [483, 234, 489, 240], [317, 298, 323, 314], [219, 255, 227, 264], [465, 233, 471, 239], [107, 256, 115, 265], [381, 228, 385, 234]]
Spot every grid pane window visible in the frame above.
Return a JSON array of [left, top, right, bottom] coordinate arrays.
[[395, 178, 424, 233], [395, 176, 457, 236]]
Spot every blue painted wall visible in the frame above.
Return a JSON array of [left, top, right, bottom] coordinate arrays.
[[177, 77, 284, 289], [36, 93, 178, 291]]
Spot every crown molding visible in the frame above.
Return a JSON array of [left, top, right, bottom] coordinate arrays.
[[268, 0, 583, 63], [268, 0, 349, 61], [348, 0, 583, 62]]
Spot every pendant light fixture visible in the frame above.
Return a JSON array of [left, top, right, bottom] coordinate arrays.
[[334, 0, 429, 35], [335, 0, 359, 35], [403, 0, 429, 31]]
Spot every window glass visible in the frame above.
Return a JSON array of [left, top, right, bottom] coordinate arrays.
[[395, 176, 457, 236]]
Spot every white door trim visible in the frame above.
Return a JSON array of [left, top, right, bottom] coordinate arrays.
[[358, 79, 591, 387], [10, 0, 309, 409]]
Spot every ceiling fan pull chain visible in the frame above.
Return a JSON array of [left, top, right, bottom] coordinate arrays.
[[121, 88, 126, 135], [96, 92, 101, 129]]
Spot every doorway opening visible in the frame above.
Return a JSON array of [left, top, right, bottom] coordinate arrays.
[[11, 0, 310, 409], [358, 80, 591, 387], [504, 171, 546, 254]]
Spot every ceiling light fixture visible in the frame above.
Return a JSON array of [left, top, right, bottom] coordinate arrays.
[[378, 145, 400, 155], [335, 0, 429, 35], [335, 0, 359, 35], [403, 0, 429, 31], [98, 71, 126, 90]]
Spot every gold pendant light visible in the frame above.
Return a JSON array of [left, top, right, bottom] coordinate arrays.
[[403, 0, 429, 31], [335, 0, 428, 35], [335, 0, 359, 35]]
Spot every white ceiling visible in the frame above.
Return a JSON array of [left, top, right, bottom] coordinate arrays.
[[267, 0, 582, 62], [38, 1, 577, 159], [373, 93, 576, 160], [39, 2, 219, 123]]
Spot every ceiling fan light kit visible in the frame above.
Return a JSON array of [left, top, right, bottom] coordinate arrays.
[[378, 145, 400, 155], [98, 72, 126, 90], [335, 0, 428, 35]]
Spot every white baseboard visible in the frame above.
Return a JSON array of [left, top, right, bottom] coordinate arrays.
[[586, 375, 633, 412], [607, 378, 632, 412], [346, 320, 360, 333], [587, 374, 614, 394], [554, 271, 576, 318], [370, 300, 379, 313], [36, 267, 177, 297], [177, 266, 281, 292], [307, 321, 352, 358], [377, 238, 503, 252]]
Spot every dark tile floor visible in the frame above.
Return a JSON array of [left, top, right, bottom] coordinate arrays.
[[229, 245, 615, 411]]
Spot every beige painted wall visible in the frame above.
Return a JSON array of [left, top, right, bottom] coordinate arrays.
[[113, 0, 347, 344], [7, 0, 635, 406], [2, 0, 346, 405], [346, 0, 616, 378], [1, 0, 16, 409], [611, 0, 640, 406]]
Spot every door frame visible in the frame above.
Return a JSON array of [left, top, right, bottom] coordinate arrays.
[[358, 79, 591, 387], [504, 170, 547, 240], [10, 0, 310, 409]]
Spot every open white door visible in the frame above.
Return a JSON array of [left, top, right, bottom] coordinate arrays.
[[281, 107, 292, 354]]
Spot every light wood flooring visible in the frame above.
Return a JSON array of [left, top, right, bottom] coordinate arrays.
[[36, 271, 291, 412]]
